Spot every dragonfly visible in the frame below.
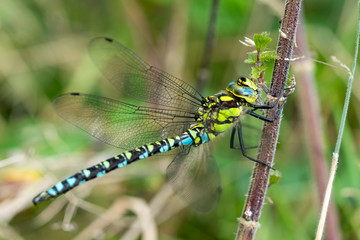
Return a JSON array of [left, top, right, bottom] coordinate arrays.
[[33, 37, 290, 212]]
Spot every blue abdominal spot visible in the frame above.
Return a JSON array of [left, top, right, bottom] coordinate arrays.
[[66, 177, 76, 187], [139, 151, 149, 159], [55, 182, 64, 192], [160, 144, 169, 152], [117, 161, 127, 168], [96, 170, 106, 178], [48, 188, 57, 196], [201, 133, 209, 143], [181, 137, 193, 145]]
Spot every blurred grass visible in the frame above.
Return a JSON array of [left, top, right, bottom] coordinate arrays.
[[0, 0, 360, 239]]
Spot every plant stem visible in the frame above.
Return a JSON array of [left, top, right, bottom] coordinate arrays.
[[235, 0, 302, 239], [293, 16, 341, 240], [197, 0, 220, 92], [334, 3, 360, 155], [315, 2, 360, 239]]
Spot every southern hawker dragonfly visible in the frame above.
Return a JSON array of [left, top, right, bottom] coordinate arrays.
[[33, 37, 290, 212]]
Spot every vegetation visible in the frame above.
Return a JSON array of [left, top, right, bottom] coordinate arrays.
[[0, 0, 359, 239]]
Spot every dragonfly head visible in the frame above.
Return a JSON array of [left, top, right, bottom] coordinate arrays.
[[226, 77, 258, 103]]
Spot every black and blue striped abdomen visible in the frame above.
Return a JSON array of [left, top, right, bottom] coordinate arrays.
[[33, 124, 211, 205]]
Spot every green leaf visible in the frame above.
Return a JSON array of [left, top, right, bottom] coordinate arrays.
[[244, 53, 257, 64], [251, 65, 267, 79], [253, 32, 272, 52], [259, 51, 279, 62], [269, 169, 282, 186]]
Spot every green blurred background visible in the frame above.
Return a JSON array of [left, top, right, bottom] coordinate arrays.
[[0, 0, 359, 239]]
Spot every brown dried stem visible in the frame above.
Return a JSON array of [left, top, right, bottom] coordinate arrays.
[[235, 0, 302, 239], [197, 0, 220, 92], [293, 17, 341, 240]]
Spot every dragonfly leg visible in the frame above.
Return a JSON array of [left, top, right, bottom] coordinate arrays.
[[230, 126, 257, 150], [230, 124, 275, 170], [249, 86, 293, 110], [246, 88, 291, 122]]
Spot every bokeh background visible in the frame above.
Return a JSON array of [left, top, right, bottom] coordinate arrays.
[[0, 0, 359, 239]]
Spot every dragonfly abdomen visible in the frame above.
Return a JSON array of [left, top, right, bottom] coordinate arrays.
[[32, 155, 130, 205], [33, 124, 210, 205]]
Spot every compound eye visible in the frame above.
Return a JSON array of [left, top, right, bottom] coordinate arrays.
[[237, 77, 257, 91], [238, 77, 252, 86], [230, 87, 256, 103], [234, 87, 254, 97]]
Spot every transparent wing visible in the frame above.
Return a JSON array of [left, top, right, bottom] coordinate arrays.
[[53, 93, 198, 150], [88, 37, 204, 111], [166, 143, 222, 213]]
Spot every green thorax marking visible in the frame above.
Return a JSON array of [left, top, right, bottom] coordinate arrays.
[[196, 77, 258, 135]]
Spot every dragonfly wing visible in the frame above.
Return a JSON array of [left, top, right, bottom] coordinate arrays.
[[88, 37, 204, 111], [53, 93, 197, 149], [166, 143, 222, 213]]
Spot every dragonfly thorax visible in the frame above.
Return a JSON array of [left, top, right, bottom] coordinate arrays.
[[196, 93, 243, 136], [226, 77, 258, 104], [194, 77, 259, 137]]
